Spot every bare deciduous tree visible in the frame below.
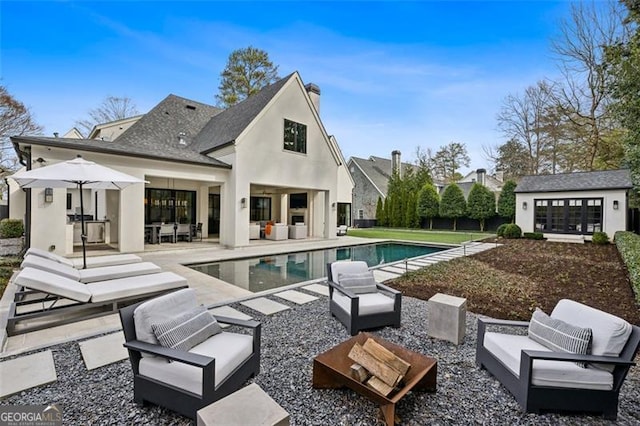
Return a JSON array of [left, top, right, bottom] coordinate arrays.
[[75, 96, 139, 138], [551, 0, 626, 170], [1, 85, 43, 172]]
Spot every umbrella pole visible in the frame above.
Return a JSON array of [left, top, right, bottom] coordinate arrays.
[[79, 183, 87, 269]]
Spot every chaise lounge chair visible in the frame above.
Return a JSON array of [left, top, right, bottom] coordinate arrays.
[[21, 255, 162, 283], [120, 288, 261, 419], [26, 247, 142, 269], [7, 267, 188, 336]]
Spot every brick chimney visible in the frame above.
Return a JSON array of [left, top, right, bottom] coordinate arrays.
[[305, 83, 320, 114], [476, 168, 486, 186], [392, 150, 402, 178]]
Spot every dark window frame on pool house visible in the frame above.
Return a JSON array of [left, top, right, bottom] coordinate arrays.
[[145, 188, 196, 224], [534, 197, 603, 234]]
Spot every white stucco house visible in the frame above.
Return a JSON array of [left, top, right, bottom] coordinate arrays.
[[9, 72, 353, 255], [514, 169, 632, 241]]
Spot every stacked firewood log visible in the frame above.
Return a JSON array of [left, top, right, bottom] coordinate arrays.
[[347, 338, 411, 396]]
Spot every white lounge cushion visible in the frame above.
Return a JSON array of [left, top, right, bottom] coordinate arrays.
[[22, 255, 161, 283], [14, 267, 92, 302], [138, 332, 254, 394], [86, 272, 186, 303], [134, 288, 198, 348], [484, 332, 613, 390], [332, 291, 395, 316], [330, 261, 368, 281], [25, 247, 142, 269], [551, 299, 632, 359]]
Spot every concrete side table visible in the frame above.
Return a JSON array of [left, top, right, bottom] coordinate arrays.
[[427, 293, 467, 345], [197, 383, 290, 426]]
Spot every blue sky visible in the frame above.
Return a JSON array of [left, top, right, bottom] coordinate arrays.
[[1, 0, 573, 174]]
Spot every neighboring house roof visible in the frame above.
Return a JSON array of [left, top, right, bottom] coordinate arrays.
[[515, 169, 632, 193], [62, 127, 83, 139], [459, 170, 504, 191], [191, 72, 294, 154], [349, 155, 415, 198], [88, 115, 144, 140]]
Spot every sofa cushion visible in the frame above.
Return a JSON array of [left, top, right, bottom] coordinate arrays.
[[551, 299, 632, 371], [133, 288, 197, 353], [332, 291, 395, 315], [152, 305, 222, 352], [138, 332, 254, 394], [338, 271, 378, 294], [528, 308, 592, 367], [483, 332, 613, 390]]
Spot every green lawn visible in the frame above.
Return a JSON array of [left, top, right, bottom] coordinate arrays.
[[346, 227, 493, 244]]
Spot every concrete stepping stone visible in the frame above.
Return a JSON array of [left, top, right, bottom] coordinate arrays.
[[302, 283, 329, 296], [241, 297, 290, 315], [0, 350, 57, 398], [275, 290, 318, 305], [382, 265, 411, 275], [209, 306, 253, 328], [79, 332, 128, 370]]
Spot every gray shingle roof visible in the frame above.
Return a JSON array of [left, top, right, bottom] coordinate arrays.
[[350, 155, 415, 197], [515, 169, 632, 193], [191, 73, 295, 154]]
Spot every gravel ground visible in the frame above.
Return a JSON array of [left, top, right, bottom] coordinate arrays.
[[2, 293, 639, 425]]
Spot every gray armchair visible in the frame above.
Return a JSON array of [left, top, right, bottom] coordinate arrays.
[[326, 261, 401, 335], [476, 299, 640, 419], [158, 223, 175, 243], [119, 289, 261, 419]]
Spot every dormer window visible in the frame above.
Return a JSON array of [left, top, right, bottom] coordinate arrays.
[[284, 119, 306, 154]]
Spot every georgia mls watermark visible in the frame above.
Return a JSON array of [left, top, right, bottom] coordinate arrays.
[[0, 404, 62, 426]]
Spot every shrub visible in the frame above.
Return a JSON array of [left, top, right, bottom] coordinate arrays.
[[591, 231, 609, 245], [496, 223, 508, 237], [0, 219, 24, 238], [523, 232, 544, 240], [503, 223, 522, 239], [615, 231, 640, 303]]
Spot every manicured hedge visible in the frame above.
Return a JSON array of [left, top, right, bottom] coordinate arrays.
[[591, 231, 609, 245], [523, 232, 544, 240], [503, 223, 522, 239], [615, 231, 640, 303], [0, 219, 23, 238]]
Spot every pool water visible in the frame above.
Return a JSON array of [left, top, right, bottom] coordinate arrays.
[[190, 242, 444, 293]]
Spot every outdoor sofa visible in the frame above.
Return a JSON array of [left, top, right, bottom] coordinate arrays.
[[326, 260, 401, 335], [21, 255, 161, 283], [7, 267, 187, 335], [120, 288, 261, 419], [476, 299, 640, 419], [26, 247, 142, 269]]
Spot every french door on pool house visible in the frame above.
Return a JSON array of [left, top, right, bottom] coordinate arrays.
[[534, 198, 603, 234]]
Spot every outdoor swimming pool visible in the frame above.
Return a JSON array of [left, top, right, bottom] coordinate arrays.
[[190, 242, 444, 293]]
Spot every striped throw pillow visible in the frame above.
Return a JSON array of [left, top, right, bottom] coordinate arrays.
[[528, 308, 592, 368], [152, 305, 222, 352], [337, 271, 378, 294]]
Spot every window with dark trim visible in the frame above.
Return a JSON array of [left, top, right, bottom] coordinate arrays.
[[66, 193, 72, 210], [284, 119, 306, 154], [145, 189, 196, 224], [250, 197, 271, 221], [533, 197, 603, 234]]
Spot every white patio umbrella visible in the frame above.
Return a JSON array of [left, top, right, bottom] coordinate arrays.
[[10, 155, 146, 268]]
